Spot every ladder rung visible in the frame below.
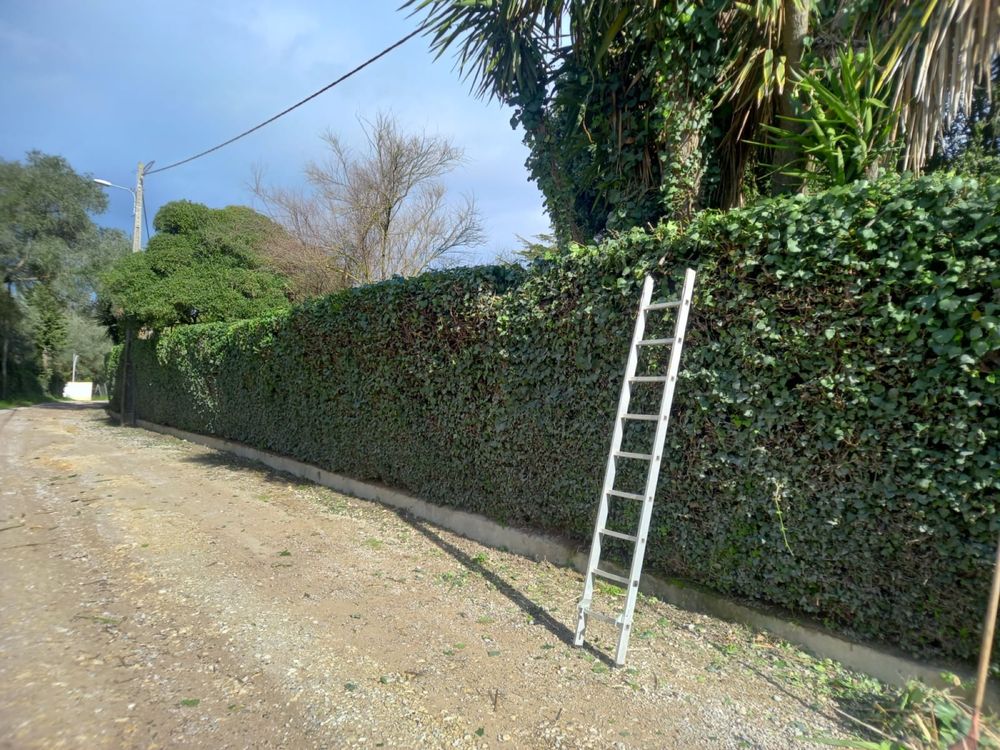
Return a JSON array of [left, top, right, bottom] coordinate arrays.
[[607, 489, 644, 501], [622, 413, 658, 421], [644, 300, 681, 311], [600, 528, 638, 542], [613, 451, 652, 461], [592, 568, 630, 585], [636, 337, 676, 346], [628, 376, 667, 383], [584, 609, 622, 626]]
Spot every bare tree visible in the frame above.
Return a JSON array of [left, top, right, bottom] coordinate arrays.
[[254, 225, 349, 302], [252, 114, 486, 288]]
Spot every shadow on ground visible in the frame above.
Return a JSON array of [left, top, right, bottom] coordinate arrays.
[[179, 449, 323, 494], [400, 514, 612, 665], [172, 444, 614, 661]]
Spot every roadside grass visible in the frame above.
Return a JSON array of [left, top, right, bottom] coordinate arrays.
[[717, 635, 1000, 749], [0, 395, 108, 410], [811, 677, 1000, 749], [0, 396, 53, 409]]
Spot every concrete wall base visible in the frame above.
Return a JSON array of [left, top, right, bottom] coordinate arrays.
[[115, 412, 996, 710]]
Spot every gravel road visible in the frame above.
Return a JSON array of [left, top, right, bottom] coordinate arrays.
[[0, 403, 867, 749]]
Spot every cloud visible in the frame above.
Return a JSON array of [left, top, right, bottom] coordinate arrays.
[[228, 1, 358, 73], [241, 5, 311, 60], [0, 20, 54, 65]]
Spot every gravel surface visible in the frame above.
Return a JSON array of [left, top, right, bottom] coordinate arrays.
[[0, 403, 868, 749]]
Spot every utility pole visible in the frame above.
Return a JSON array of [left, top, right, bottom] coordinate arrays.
[[132, 162, 144, 253], [94, 161, 152, 252], [93, 160, 152, 425]]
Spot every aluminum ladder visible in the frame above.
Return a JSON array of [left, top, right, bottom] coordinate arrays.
[[574, 269, 696, 665]]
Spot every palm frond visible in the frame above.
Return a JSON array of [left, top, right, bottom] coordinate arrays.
[[713, 0, 787, 205], [400, 0, 643, 104], [401, 0, 559, 102], [876, 0, 1000, 170]]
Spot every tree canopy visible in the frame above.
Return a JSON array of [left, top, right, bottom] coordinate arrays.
[[1, 151, 110, 291], [0, 151, 128, 398], [406, 0, 1000, 244], [99, 201, 292, 335]]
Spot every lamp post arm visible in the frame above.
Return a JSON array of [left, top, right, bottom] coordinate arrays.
[[93, 179, 136, 202]]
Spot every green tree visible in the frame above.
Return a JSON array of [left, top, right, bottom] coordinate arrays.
[[0, 287, 37, 399], [24, 285, 68, 393], [0, 150, 125, 398], [0, 151, 108, 289], [57, 310, 117, 383], [99, 200, 292, 335]]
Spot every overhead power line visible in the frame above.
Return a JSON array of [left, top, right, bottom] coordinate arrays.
[[146, 27, 423, 176]]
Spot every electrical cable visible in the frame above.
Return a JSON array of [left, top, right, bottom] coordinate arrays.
[[145, 27, 423, 176], [142, 197, 151, 243]]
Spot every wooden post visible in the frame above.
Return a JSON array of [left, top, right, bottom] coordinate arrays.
[[961, 532, 1000, 749], [118, 328, 131, 426]]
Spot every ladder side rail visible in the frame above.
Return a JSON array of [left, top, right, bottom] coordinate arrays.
[[614, 268, 697, 665], [574, 275, 655, 646]]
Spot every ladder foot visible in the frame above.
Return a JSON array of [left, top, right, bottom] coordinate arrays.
[[574, 607, 587, 646]]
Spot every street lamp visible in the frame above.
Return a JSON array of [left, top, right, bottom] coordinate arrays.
[[93, 178, 132, 194], [93, 161, 151, 253], [92, 178, 136, 207]]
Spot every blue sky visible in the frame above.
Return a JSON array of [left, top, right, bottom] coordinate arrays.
[[0, 1, 550, 264]]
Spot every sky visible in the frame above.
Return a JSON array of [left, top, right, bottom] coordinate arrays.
[[0, 1, 551, 264]]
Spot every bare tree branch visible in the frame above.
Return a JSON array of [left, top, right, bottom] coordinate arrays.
[[252, 114, 486, 293]]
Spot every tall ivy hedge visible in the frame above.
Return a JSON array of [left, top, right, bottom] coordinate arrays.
[[120, 173, 999, 662]]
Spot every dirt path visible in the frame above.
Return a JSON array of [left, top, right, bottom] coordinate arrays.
[[0, 404, 867, 749]]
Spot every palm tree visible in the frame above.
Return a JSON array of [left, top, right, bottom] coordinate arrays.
[[405, 0, 999, 230]]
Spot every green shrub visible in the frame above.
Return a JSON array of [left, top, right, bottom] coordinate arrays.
[[119, 173, 1000, 661], [99, 201, 290, 333]]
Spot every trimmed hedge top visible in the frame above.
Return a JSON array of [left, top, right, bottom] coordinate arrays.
[[122, 173, 999, 662]]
